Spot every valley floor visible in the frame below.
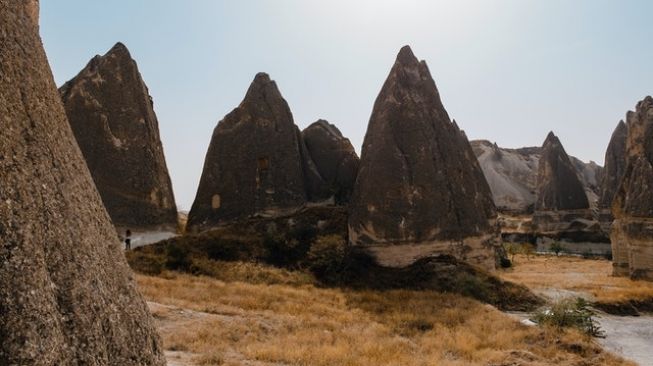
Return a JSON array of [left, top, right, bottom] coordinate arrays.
[[134, 259, 637, 366]]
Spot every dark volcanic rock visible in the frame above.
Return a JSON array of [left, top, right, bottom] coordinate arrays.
[[59, 43, 177, 231], [535, 132, 590, 211], [0, 2, 165, 364], [301, 120, 360, 204], [599, 121, 628, 230], [188, 73, 326, 232], [612, 97, 653, 280], [532, 132, 605, 243], [348, 46, 499, 270]]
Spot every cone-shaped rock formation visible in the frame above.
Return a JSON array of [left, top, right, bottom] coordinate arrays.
[[532, 132, 604, 243], [301, 120, 360, 204], [0, 2, 165, 364], [599, 121, 628, 232], [612, 97, 653, 280], [59, 43, 177, 231], [348, 46, 499, 270], [188, 73, 327, 232]]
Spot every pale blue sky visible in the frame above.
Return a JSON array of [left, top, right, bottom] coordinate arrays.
[[41, 0, 653, 210]]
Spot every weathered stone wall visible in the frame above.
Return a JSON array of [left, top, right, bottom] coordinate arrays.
[[0, 2, 165, 364]]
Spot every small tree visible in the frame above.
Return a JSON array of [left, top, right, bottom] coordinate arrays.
[[550, 242, 564, 256]]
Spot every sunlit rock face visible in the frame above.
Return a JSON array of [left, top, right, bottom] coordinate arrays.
[[598, 121, 628, 233], [348, 46, 499, 271], [611, 96, 653, 280], [187, 73, 328, 232], [532, 132, 606, 243], [0, 2, 165, 364], [60, 43, 177, 231], [301, 120, 360, 204]]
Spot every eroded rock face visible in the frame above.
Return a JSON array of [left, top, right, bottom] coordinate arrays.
[[532, 132, 605, 242], [188, 73, 326, 232], [599, 121, 628, 232], [348, 46, 499, 270], [471, 140, 601, 214], [612, 97, 653, 280], [0, 2, 165, 364], [301, 120, 360, 204], [60, 43, 177, 231]]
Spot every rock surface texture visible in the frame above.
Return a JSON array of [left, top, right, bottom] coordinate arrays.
[[59, 43, 177, 231], [0, 2, 165, 364], [301, 120, 360, 204], [348, 46, 499, 270], [532, 132, 604, 242], [599, 121, 628, 232], [188, 73, 326, 232], [611, 97, 653, 280]]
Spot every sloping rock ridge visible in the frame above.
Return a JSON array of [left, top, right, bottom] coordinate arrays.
[[348, 46, 499, 271], [612, 96, 653, 280], [60, 42, 177, 231], [0, 2, 165, 364], [598, 121, 628, 232]]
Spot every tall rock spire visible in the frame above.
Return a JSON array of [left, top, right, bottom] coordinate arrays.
[[60, 42, 178, 231], [187, 73, 326, 232], [0, 2, 165, 364], [348, 46, 499, 270], [611, 96, 653, 280], [598, 120, 628, 232]]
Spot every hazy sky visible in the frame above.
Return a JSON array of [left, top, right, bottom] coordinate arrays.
[[41, 0, 653, 210]]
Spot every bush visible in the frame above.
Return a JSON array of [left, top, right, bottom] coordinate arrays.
[[126, 251, 164, 275], [533, 298, 604, 337], [306, 235, 349, 283], [550, 242, 565, 256], [165, 242, 191, 271]]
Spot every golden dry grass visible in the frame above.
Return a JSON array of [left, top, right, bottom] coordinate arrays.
[[135, 262, 634, 366], [499, 254, 653, 304]]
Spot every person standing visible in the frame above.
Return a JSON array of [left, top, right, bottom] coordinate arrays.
[[125, 229, 132, 250]]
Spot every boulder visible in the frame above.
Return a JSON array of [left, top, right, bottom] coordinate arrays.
[[301, 120, 360, 204], [0, 1, 165, 364], [187, 73, 326, 232], [612, 96, 653, 280], [348, 46, 499, 271], [59, 43, 177, 231]]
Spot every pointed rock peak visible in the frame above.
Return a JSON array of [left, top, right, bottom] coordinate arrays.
[[396, 45, 418, 66], [307, 119, 344, 138], [105, 42, 133, 60], [543, 131, 560, 146], [243, 72, 283, 103]]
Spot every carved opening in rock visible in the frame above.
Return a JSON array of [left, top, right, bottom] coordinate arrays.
[[258, 157, 270, 170], [212, 194, 221, 209]]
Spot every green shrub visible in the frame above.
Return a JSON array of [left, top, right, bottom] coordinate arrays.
[[126, 251, 164, 275], [550, 242, 565, 256], [306, 235, 349, 283], [165, 242, 191, 271], [533, 298, 604, 337]]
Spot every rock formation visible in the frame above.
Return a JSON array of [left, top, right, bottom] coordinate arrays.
[[348, 46, 499, 270], [612, 97, 653, 280], [301, 120, 360, 204], [0, 2, 165, 364], [188, 73, 327, 232], [532, 132, 604, 242], [599, 121, 628, 232], [471, 140, 602, 214], [59, 43, 177, 231]]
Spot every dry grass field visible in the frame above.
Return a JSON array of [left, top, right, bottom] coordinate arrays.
[[134, 261, 634, 366], [499, 254, 653, 305]]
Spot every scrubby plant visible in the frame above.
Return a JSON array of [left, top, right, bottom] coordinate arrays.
[[165, 242, 191, 271], [550, 241, 565, 256], [533, 298, 604, 337], [305, 235, 349, 283]]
